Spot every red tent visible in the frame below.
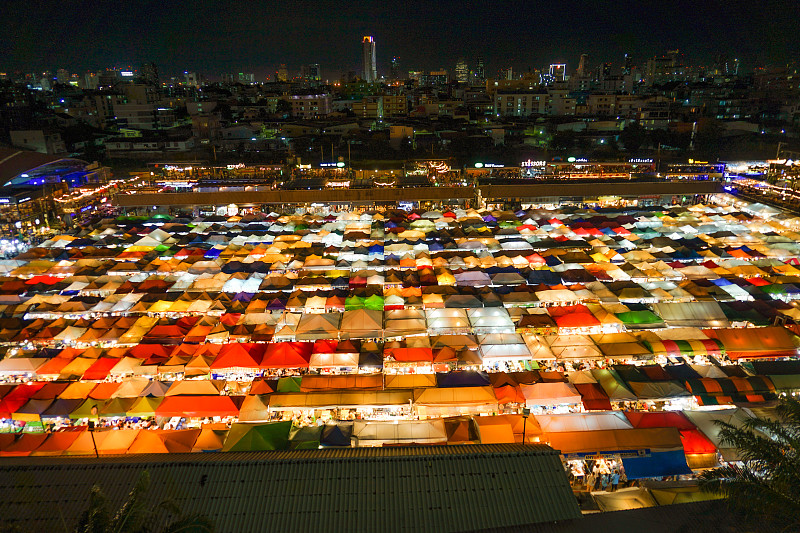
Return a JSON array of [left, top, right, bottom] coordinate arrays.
[[210, 343, 264, 370], [0, 383, 46, 418], [623, 410, 716, 454], [574, 383, 612, 411], [548, 305, 600, 329], [127, 344, 174, 360], [385, 347, 433, 363], [624, 411, 696, 430], [156, 396, 239, 418], [81, 358, 121, 381], [261, 342, 313, 369]]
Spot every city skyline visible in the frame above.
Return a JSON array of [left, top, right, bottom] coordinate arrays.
[[2, 0, 799, 78]]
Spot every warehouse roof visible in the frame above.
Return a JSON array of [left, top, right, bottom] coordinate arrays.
[[0, 444, 580, 533]]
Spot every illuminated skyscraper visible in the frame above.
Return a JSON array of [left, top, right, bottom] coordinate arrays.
[[390, 56, 401, 80], [549, 63, 566, 81], [455, 57, 469, 83], [576, 54, 589, 77], [362, 36, 377, 82], [275, 64, 288, 82]]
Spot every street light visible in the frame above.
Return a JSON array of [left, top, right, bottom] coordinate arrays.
[[521, 407, 530, 445], [89, 404, 99, 458]]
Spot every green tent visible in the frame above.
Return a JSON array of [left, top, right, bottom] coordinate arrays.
[[69, 398, 107, 420], [590, 368, 637, 401], [345, 295, 365, 311], [288, 425, 323, 450], [100, 397, 136, 417], [276, 376, 302, 392], [615, 310, 664, 328], [222, 421, 292, 451], [720, 305, 770, 326], [364, 294, 385, 311]]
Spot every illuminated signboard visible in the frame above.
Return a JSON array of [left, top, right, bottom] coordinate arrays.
[[521, 159, 546, 167], [121, 71, 134, 77], [320, 162, 343, 168], [475, 163, 504, 168], [0, 198, 9, 204], [629, 158, 654, 163]]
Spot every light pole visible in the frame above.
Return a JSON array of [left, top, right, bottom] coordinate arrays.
[[89, 404, 99, 458], [521, 407, 530, 445]]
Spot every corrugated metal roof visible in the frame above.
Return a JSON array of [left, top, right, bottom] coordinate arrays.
[[480, 499, 775, 533], [0, 444, 579, 532]]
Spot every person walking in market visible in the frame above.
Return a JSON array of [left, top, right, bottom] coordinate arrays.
[[611, 470, 620, 492]]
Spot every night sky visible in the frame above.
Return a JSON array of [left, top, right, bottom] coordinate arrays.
[[2, 0, 799, 79]]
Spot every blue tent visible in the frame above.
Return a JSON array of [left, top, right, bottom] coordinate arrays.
[[622, 449, 692, 479]]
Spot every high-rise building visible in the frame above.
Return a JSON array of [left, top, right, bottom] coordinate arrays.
[[140, 62, 159, 87], [276, 64, 288, 82], [576, 54, 589, 77], [549, 64, 566, 81], [362, 36, 377, 82], [300, 64, 321, 83], [622, 53, 633, 75], [238, 72, 255, 84], [183, 71, 199, 87], [390, 57, 401, 80], [475, 57, 486, 83], [56, 69, 70, 84], [455, 57, 469, 83]]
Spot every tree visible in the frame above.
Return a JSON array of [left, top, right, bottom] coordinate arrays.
[[699, 398, 800, 531], [549, 131, 576, 151], [619, 123, 647, 152], [75, 470, 214, 533], [275, 99, 292, 118]]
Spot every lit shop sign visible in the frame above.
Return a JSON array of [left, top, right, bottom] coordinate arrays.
[[563, 448, 650, 460], [474, 163, 504, 168], [121, 71, 134, 77], [18, 197, 31, 203], [521, 159, 546, 167], [226, 163, 245, 170], [320, 162, 346, 168], [0, 198, 10, 204], [567, 157, 588, 163], [629, 158, 653, 163]]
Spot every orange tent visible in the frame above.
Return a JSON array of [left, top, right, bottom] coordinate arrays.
[[0, 433, 48, 456], [88, 382, 122, 400], [127, 429, 201, 454], [494, 384, 525, 404], [474, 416, 515, 444], [31, 429, 86, 456], [97, 429, 140, 454], [63, 430, 110, 456], [248, 378, 275, 395], [192, 424, 228, 452]]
